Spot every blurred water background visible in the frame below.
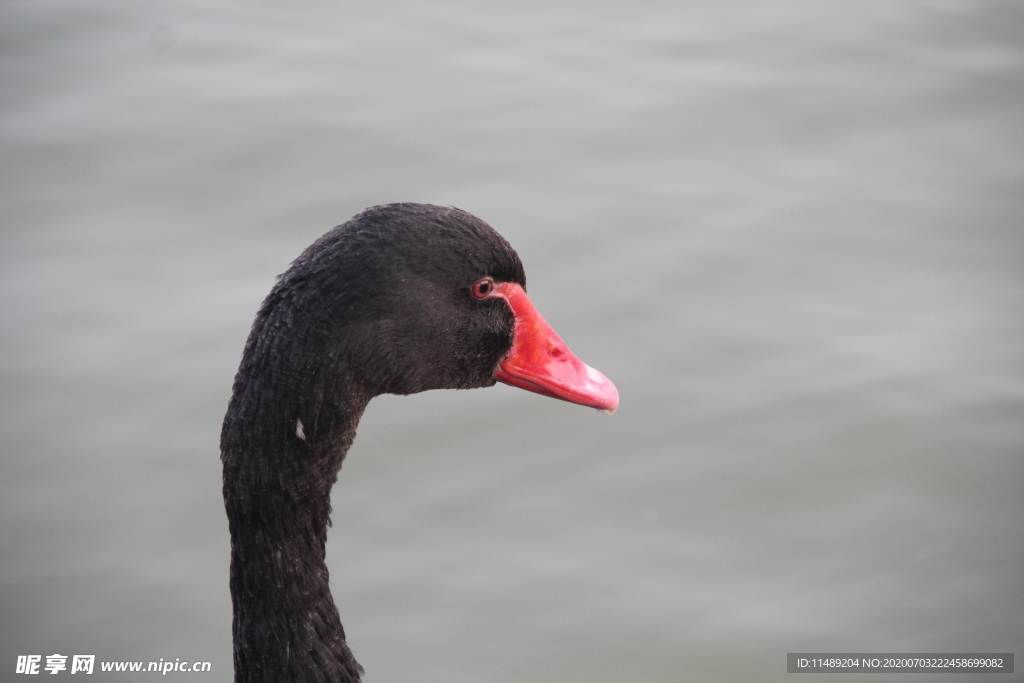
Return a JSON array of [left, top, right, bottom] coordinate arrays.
[[2, 1, 1022, 681]]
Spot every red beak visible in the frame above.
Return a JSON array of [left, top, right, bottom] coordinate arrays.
[[492, 282, 619, 414]]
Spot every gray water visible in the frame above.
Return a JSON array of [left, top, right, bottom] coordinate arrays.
[[2, 1, 1022, 681]]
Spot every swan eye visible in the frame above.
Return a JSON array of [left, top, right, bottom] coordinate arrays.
[[471, 278, 494, 299]]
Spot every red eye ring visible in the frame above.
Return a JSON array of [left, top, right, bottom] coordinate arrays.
[[471, 277, 495, 299]]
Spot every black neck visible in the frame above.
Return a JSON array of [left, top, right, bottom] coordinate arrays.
[[222, 333, 370, 682]]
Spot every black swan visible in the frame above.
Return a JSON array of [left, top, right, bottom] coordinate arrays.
[[221, 203, 618, 682]]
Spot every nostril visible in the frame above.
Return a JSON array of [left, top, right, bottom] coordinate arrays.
[[550, 347, 566, 360]]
